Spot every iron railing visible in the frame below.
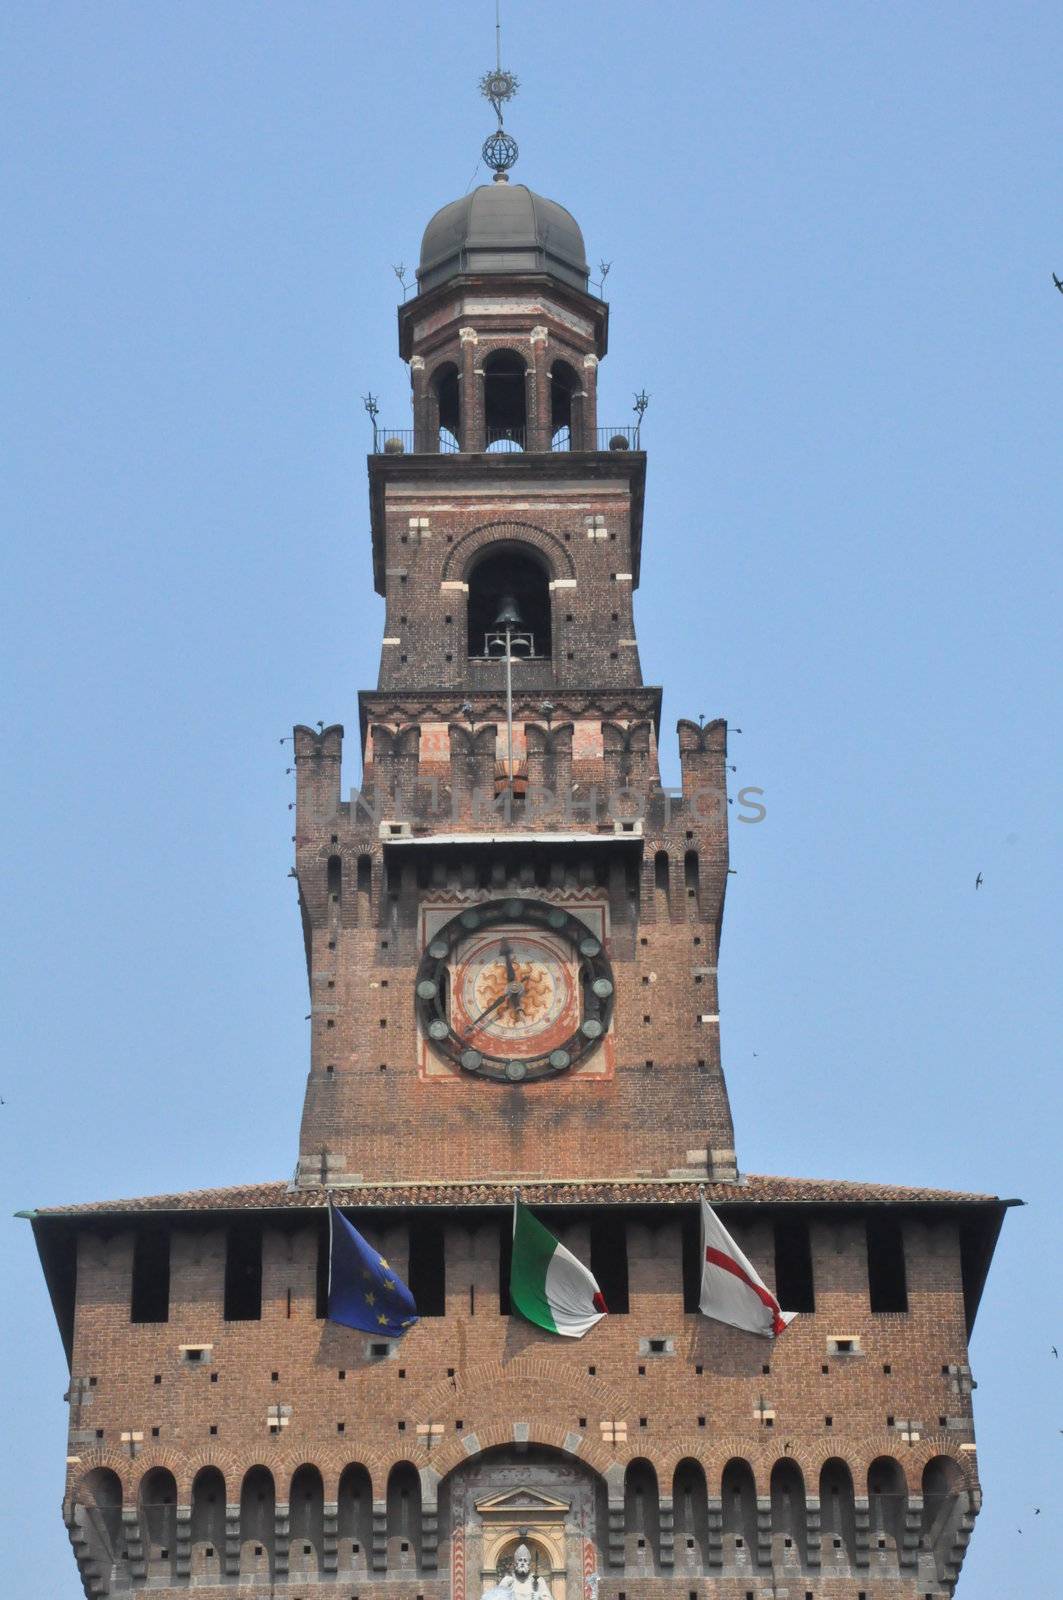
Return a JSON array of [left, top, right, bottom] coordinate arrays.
[[484, 426, 526, 452], [596, 424, 641, 450], [374, 428, 461, 454], [371, 424, 643, 454]]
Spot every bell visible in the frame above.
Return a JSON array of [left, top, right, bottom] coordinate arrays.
[[493, 593, 524, 629]]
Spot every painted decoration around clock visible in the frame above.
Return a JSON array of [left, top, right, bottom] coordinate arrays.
[[415, 899, 614, 1083]]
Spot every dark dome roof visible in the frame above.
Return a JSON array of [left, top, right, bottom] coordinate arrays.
[[417, 179, 589, 294]]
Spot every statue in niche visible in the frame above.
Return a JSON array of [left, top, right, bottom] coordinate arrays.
[[483, 1542, 555, 1600]]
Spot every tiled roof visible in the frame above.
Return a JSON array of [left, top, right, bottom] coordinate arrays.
[[28, 1172, 1005, 1220]]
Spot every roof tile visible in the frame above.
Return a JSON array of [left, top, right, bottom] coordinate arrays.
[[30, 1172, 1001, 1219]]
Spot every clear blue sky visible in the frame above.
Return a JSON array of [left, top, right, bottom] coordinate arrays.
[[2, 3, 1060, 1594]]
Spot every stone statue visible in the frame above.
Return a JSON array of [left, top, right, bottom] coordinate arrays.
[[483, 1543, 554, 1600]]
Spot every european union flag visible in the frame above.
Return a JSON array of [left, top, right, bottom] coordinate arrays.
[[327, 1205, 419, 1336]]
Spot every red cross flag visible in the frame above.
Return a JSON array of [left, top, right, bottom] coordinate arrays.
[[699, 1194, 797, 1339]]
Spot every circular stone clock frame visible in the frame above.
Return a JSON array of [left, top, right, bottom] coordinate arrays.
[[415, 898, 615, 1083]]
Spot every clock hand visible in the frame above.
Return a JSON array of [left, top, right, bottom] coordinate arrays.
[[460, 985, 520, 1039], [501, 941, 517, 986]]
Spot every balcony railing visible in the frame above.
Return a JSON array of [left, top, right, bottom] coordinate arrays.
[[372, 425, 642, 455]]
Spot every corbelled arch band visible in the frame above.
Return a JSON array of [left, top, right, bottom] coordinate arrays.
[[72, 1429, 978, 1510]]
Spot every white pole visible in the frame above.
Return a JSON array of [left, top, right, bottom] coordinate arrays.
[[504, 622, 514, 784]]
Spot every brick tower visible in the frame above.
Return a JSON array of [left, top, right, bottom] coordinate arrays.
[[28, 130, 1009, 1600]]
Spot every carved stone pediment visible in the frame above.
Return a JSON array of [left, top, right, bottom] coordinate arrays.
[[475, 1487, 571, 1519]]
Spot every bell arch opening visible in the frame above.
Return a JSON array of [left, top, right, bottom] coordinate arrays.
[[467, 547, 552, 660], [433, 361, 460, 451], [550, 359, 582, 450], [483, 349, 527, 450]]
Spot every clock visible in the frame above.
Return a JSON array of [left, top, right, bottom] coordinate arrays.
[[415, 898, 615, 1082]]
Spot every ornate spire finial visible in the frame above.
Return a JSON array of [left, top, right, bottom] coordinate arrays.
[[479, 0, 519, 180]]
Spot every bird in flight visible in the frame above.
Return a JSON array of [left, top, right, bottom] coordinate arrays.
[[975, 873, 984, 889], [1054, 273, 1063, 293], [1052, 1345, 1058, 1358]]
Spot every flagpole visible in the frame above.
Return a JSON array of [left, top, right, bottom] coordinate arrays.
[[326, 1189, 335, 1301]]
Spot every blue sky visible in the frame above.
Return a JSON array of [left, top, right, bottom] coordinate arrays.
[[2, 3, 1060, 1594]]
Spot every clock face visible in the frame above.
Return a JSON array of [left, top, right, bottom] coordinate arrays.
[[415, 898, 614, 1082]]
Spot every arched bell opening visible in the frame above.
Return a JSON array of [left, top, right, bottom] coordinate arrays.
[[433, 361, 460, 452], [467, 547, 552, 661], [483, 349, 527, 451], [550, 359, 583, 450]]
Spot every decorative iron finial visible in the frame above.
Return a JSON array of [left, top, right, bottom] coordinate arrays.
[[633, 389, 650, 446], [362, 392, 380, 450], [480, 0, 519, 178]]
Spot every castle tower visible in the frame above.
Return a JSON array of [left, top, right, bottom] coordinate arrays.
[[293, 165, 735, 1194], [26, 95, 1008, 1600]]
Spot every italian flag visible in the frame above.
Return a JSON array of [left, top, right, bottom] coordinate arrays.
[[510, 1198, 607, 1338]]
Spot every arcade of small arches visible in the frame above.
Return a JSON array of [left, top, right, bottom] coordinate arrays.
[[414, 345, 599, 456], [69, 1444, 975, 1592]]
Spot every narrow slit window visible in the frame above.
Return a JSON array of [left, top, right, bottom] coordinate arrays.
[[867, 1214, 908, 1312], [407, 1220, 446, 1316], [590, 1215, 629, 1313], [774, 1217, 815, 1312], [131, 1226, 170, 1324], [223, 1223, 262, 1322]]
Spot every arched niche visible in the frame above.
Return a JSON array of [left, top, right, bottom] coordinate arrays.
[[770, 1458, 807, 1567], [138, 1466, 177, 1584], [819, 1457, 857, 1571], [721, 1457, 758, 1571], [623, 1458, 660, 1574], [239, 1465, 275, 1581], [921, 1455, 969, 1579], [868, 1454, 906, 1567], [190, 1466, 226, 1582], [386, 1461, 422, 1571], [74, 1468, 123, 1584], [337, 1462, 373, 1573], [288, 1463, 325, 1579], [673, 1458, 709, 1572]]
